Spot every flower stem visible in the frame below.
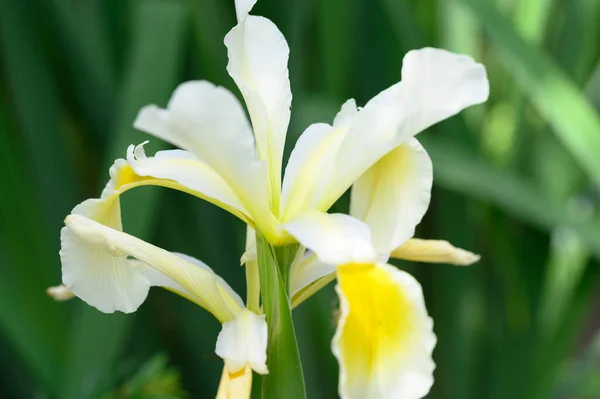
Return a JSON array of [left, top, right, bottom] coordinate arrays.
[[256, 231, 306, 399]]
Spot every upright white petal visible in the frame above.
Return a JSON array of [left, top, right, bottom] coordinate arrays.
[[333, 263, 436, 399], [280, 123, 347, 221], [215, 309, 269, 375], [134, 81, 276, 237], [225, 13, 292, 210], [284, 211, 377, 265], [391, 238, 480, 266], [62, 214, 243, 322], [350, 138, 433, 258]]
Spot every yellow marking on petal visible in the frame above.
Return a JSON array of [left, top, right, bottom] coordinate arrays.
[[114, 164, 155, 189], [337, 263, 415, 377], [216, 364, 253, 399], [109, 161, 254, 226]]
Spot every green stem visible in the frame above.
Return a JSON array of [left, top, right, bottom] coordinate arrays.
[[256, 231, 306, 399]]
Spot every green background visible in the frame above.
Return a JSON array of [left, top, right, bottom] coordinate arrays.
[[1, 0, 600, 397]]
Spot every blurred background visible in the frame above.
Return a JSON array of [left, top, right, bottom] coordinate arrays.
[[1, 0, 600, 397]]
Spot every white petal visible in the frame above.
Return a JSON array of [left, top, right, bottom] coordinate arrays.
[[290, 253, 336, 297], [225, 14, 292, 204], [400, 47, 489, 134], [333, 263, 436, 399], [234, 0, 256, 22], [60, 224, 149, 314], [215, 309, 269, 375], [333, 99, 359, 128], [134, 81, 274, 233], [391, 238, 480, 266], [280, 123, 347, 221], [284, 211, 377, 265], [350, 138, 432, 258], [302, 49, 488, 213], [63, 214, 243, 322], [125, 143, 251, 222]]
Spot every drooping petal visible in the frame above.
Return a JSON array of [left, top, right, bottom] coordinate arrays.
[[280, 123, 348, 221], [290, 49, 487, 214], [130, 253, 245, 313], [215, 309, 269, 375], [62, 214, 243, 321], [216, 365, 253, 399], [391, 238, 480, 266], [350, 138, 432, 258], [134, 81, 276, 237], [333, 263, 436, 399], [284, 211, 377, 266], [225, 11, 292, 211]]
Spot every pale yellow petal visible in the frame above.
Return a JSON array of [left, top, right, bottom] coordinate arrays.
[[216, 365, 253, 399], [333, 263, 436, 399], [350, 138, 432, 258], [391, 238, 480, 266], [46, 284, 74, 301]]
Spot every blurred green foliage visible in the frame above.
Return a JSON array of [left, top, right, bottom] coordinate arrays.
[[0, 0, 599, 398]]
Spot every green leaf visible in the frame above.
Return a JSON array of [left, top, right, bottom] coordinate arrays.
[[62, 1, 187, 398], [458, 0, 600, 189], [256, 232, 306, 399]]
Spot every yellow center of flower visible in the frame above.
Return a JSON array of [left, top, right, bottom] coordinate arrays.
[[337, 263, 415, 377]]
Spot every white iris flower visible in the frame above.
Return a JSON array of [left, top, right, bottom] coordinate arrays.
[[51, 0, 488, 397]]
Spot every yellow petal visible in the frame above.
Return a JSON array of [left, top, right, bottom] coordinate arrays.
[[333, 263, 435, 399], [216, 365, 253, 399], [391, 238, 480, 266]]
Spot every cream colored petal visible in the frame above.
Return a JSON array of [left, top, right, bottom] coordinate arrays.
[[391, 238, 480, 266], [284, 211, 377, 266], [216, 365, 253, 399], [134, 81, 275, 237], [130, 252, 244, 313], [215, 309, 269, 375], [310, 49, 488, 213], [333, 263, 436, 399], [63, 214, 243, 322], [280, 123, 347, 221], [46, 284, 74, 301], [350, 138, 432, 258], [225, 13, 292, 211]]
